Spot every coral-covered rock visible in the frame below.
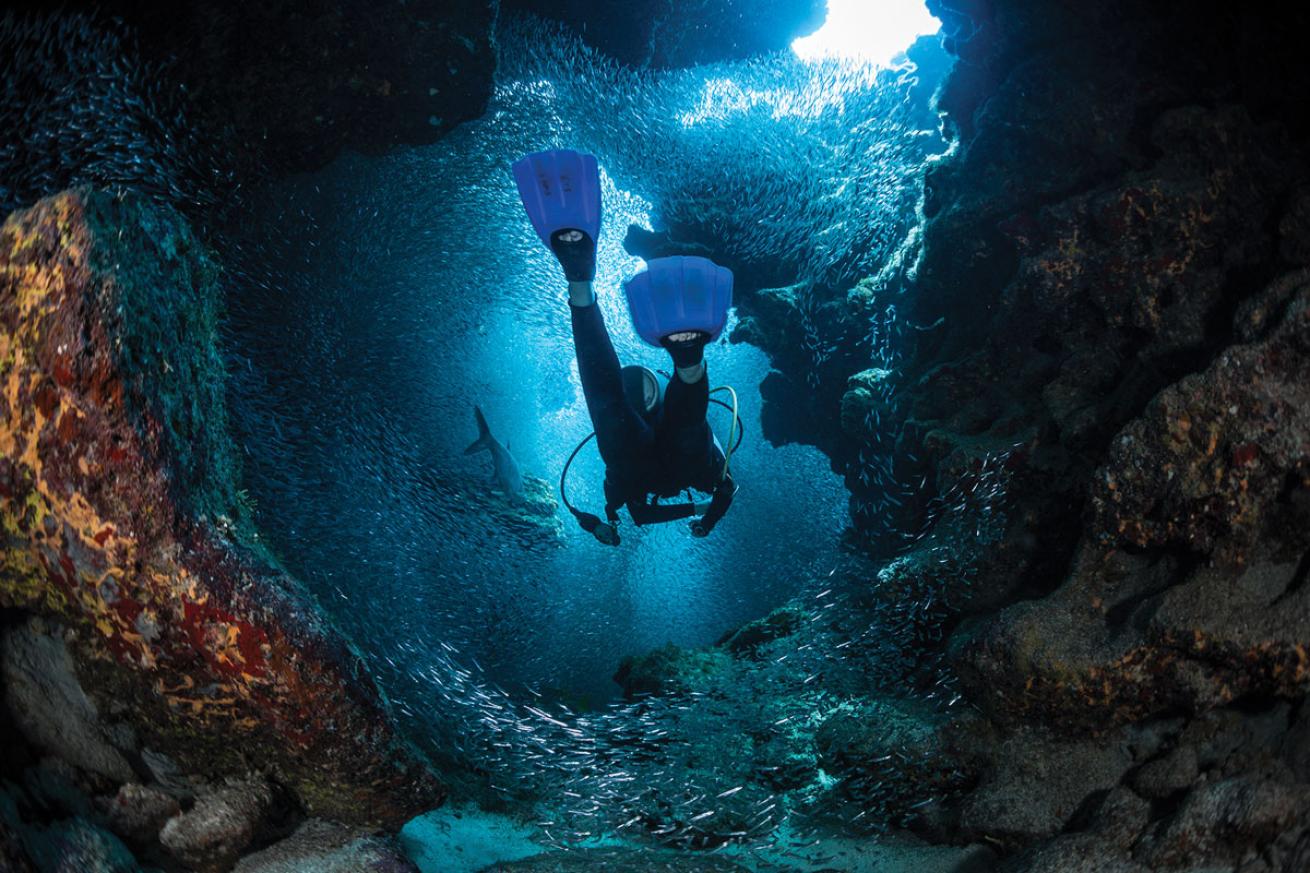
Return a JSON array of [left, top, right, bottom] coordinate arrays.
[[728, 283, 828, 378], [840, 368, 896, 440], [1090, 283, 1310, 562], [791, 0, 1310, 867], [0, 189, 442, 827], [956, 283, 1310, 732], [716, 604, 803, 657], [959, 547, 1310, 733]]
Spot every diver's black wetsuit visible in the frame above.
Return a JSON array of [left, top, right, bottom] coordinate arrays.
[[571, 301, 735, 532]]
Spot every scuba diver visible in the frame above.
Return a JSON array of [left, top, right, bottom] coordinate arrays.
[[513, 148, 739, 546]]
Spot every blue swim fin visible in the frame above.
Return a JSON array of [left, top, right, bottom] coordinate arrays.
[[623, 256, 734, 348], [512, 149, 602, 248]]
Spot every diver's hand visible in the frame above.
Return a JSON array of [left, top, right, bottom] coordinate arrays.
[[689, 519, 709, 538], [594, 521, 621, 546]]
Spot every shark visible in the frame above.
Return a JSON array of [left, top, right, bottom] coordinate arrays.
[[464, 406, 524, 501]]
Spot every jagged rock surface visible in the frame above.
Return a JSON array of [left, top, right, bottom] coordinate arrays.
[[860, 0, 1310, 867]]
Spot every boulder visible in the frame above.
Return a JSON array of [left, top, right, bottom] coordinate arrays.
[[1130, 746, 1199, 800], [2, 809, 138, 873], [100, 782, 181, 847], [158, 775, 283, 872], [1134, 776, 1310, 870], [959, 726, 1133, 846], [613, 642, 731, 698], [999, 833, 1149, 873], [233, 819, 417, 873], [1, 618, 136, 785]]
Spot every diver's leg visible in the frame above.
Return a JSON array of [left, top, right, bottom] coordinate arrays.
[[570, 293, 649, 468], [660, 330, 711, 428], [659, 332, 725, 489], [661, 363, 709, 431]]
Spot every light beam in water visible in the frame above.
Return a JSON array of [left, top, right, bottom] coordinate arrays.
[[792, 0, 940, 66]]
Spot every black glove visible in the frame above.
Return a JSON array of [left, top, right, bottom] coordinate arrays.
[[550, 229, 596, 282], [660, 330, 710, 368], [689, 519, 709, 538], [574, 508, 620, 546]]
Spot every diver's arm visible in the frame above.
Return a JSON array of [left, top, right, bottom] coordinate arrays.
[[627, 498, 698, 527], [690, 475, 737, 537]]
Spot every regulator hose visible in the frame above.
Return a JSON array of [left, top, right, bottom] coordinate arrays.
[[709, 385, 740, 482]]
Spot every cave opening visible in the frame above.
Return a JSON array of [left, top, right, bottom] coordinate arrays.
[[214, 6, 954, 865]]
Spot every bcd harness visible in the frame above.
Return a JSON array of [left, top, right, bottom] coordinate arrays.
[[561, 385, 742, 545]]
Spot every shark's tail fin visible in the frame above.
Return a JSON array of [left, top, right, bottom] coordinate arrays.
[[463, 405, 493, 455]]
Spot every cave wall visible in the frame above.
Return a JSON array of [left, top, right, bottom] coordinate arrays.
[[819, 0, 1310, 867]]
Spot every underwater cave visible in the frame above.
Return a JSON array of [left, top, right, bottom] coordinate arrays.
[[2, 0, 1310, 871]]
